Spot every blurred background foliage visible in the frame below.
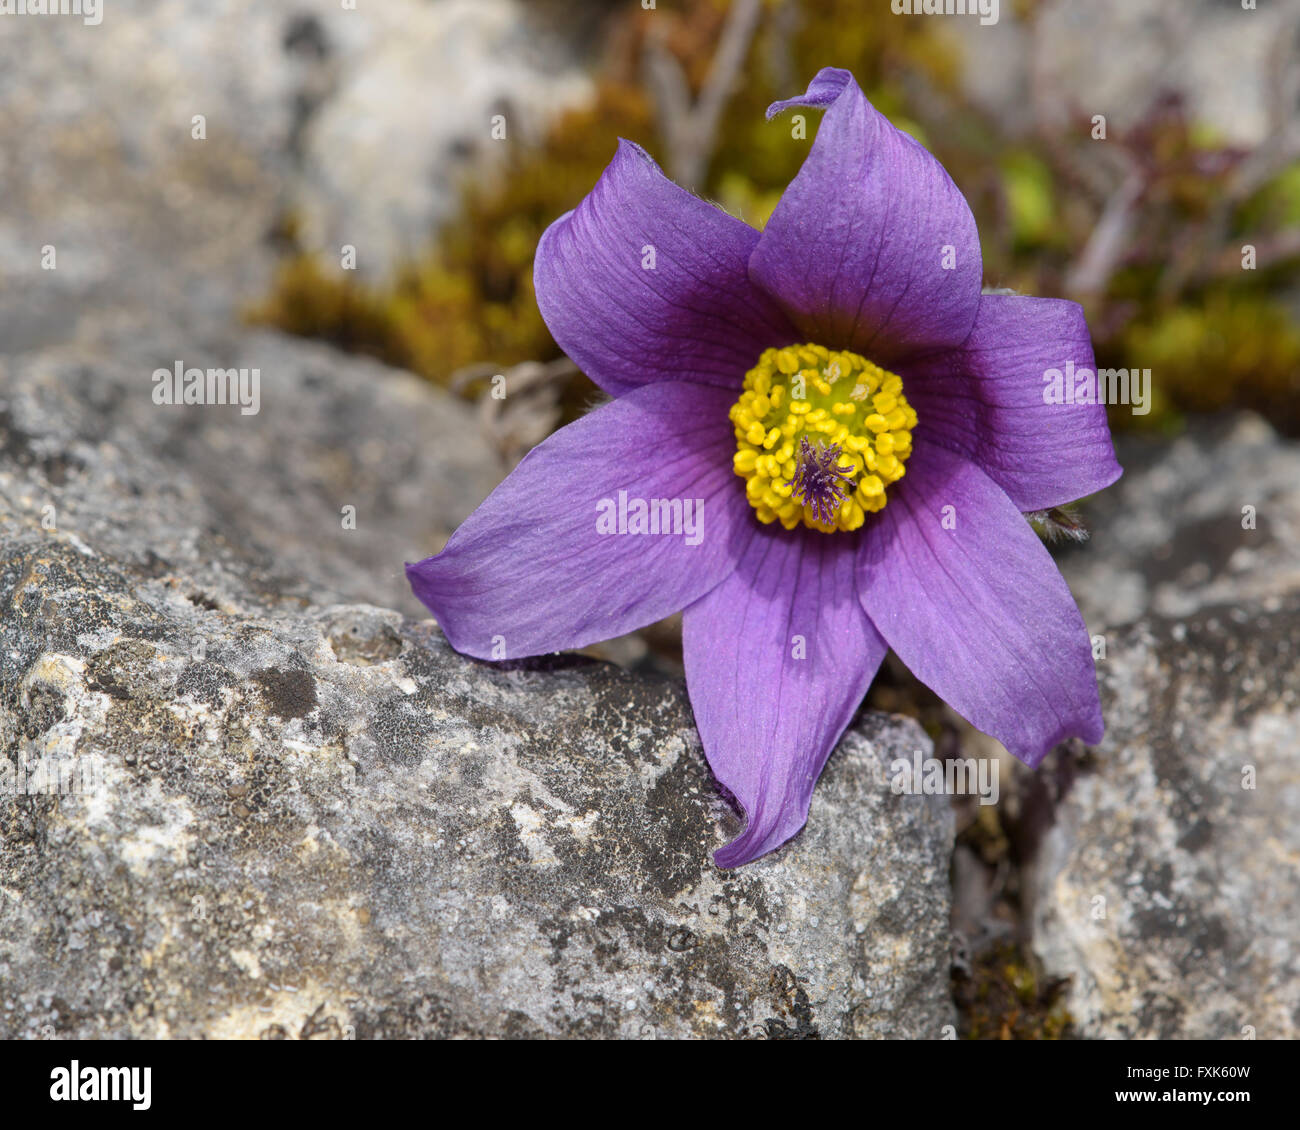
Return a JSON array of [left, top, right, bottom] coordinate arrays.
[[249, 0, 1300, 437]]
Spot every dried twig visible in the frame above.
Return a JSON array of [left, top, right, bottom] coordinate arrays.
[[641, 0, 763, 190], [1193, 230, 1300, 284], [1157, 10, 1300, 301], [1064, 165, 1145, 301]]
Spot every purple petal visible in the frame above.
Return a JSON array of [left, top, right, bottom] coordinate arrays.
[[751, 68, 983, 365], [682, 524, 888, 867], [408, 382, 754, 658], [903, 294, 1122, 510], [857, 442, 1103, 766], [534, 139, 798, 398]]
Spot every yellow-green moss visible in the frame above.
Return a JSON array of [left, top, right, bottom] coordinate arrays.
[[954, 940, 1075, 1040], [950, 889, 1077, 1039], [1121, 292, 1300, 429]]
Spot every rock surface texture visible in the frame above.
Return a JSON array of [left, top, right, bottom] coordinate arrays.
[[1032, 417, 1300, 1039], [0, 0, 589, 351], [0, 327, 956, 1040]]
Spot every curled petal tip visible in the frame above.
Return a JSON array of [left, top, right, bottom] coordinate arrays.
[[765, 66, 853, 119]]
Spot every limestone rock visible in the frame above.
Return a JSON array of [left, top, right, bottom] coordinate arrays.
[[0, 328, 955, 1040], [1028, 417, 1300, 1039]]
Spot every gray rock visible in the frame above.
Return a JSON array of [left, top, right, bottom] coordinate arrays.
[[0, 318, 503, 617], [1064, 414, 1300, 630], [1026, 418, 1300, 1039], [294, 0, 592, 278], [1026, 604, 1300, 1039], [0, 328, 956, 1040], [0, 0, 296, 348], [0, 0, 592, 351], [942, 0, 1291, 147]]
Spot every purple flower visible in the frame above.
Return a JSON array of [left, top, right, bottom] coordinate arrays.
[[407, 68, 1121, 868]]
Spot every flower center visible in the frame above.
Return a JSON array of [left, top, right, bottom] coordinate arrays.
[[729, 344, 917, 533]]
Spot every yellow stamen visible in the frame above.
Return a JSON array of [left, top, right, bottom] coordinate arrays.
[[729, 343, 917, 533]]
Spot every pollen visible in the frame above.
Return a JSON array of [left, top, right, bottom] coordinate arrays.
[[729, 343, 917, 533]]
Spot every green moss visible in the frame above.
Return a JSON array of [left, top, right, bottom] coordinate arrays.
[[954, 940, 1075, 1040], [1120, 292, 1300, 431], [1238, 163, 1300, 230], [1001, 151, 1057, 249]]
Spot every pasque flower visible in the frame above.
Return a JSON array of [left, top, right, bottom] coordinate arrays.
[[408, 68, 1121, 867]]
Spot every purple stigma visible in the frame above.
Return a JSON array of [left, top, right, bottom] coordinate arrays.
[[786, 436, 856, 525]]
